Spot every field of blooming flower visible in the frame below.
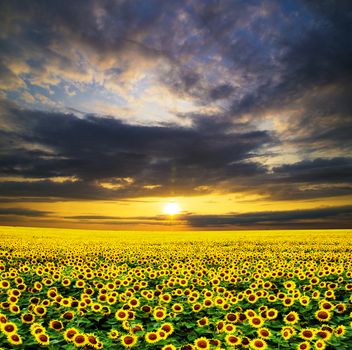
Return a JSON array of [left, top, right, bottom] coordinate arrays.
[[0, 226, 352, 349]]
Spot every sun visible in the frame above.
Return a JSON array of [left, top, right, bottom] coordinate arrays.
[[163, 202, 181, 216]]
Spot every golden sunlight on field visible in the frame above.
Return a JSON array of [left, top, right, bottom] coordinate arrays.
[[0, 226, 352, 349]]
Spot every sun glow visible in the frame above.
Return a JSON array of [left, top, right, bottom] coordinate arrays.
[[163, 202, 181, 216]]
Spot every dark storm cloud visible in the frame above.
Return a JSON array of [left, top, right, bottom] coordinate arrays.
[[273, 158, 352, 184], [0, 207, 50, 217], [0, 180, 109, 200], [0, 106, 270, 199], [235, 158, 352, 201], [185, 205, 352, 228], [1, 103, 351, 202]]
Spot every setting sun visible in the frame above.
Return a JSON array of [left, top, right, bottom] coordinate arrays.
[[163, 202, 181, 216]]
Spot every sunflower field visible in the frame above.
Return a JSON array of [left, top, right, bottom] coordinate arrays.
[[0, 226, 352, 349]]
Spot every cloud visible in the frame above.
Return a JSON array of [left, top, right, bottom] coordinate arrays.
[[0, 105, 271, 199], [0, 62, 25, 90], [0, 207, 50, 217], [184, 205, 352, 228], [1, 102, 351, 202], [273, 157, 352, 184]]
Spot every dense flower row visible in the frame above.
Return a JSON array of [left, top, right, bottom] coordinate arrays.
[[0, 228, 351, 349]]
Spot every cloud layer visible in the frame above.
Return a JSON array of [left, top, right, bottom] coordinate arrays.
[[0, 0, 351, 228]]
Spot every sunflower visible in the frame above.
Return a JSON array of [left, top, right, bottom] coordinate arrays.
[[141, 305, 152, 313], [20, 313, 35, 324], [315, 310, 331, 322], [115, 309, 129, 321], [1, 322, 17, 334], [282, 297, 294, 307], [63, 327, 79, 342], [249, 316, 264, 328], [0, 301, 10, 310], [128, 298, 140, 308], [7, 333, 22, 346], [209, 339, 221, 348], [7, 295, 18, 304], [130, 324, 144, 334], [87, 334, 99, 348], [42, 299, 51, 307], [153, 307, 167, 321], [73, 334, 88, 347], [319, 300, 334, 311], [49, 319, 64, 331], [194, 337, 210, 350], [257, 327, 271, 339], [334, 325, 346, 337], [225, 334, 241, 346], [197, 317, 209, 327], [267, 295, 277, 302], [223, 323, 236, 334], [335, 303, 346, 314], [266, 308, 278, 320], [225, 312, 238, 323], [98, 294, 107, 303], [160, 293, 172, 303], [202, 298, 213, 308], [35, 333, 50, 346], [162, 345, 177, 350], [216, 321, 225, 333], [299, 296, 310, 306], [108, 328, 120, 340], [157, 329, 167, 339], [300, 328, 316, 341], [33, 305, 47, 317], [0, 280, 10, 289], [91, 302, 102, 312], [62, 311, 75, 320], [241, 336, 250, 348], [281, 326, 296, 340], [107, 296, 117, 305], [314, 340, 326, 350], [145, 331, 160, 344], [0, 313, 8, 324], [247, 294, 258, 304], [30, 323, 45, 336], [250, 338, 267, 350], [75, 279, 85, 288], [47, 289, 57, 299], [192, 303, 202, 312], [312, 290, 320, 299], [180, 344, 195, 350], [121, 320, 130, 331], [172, 303, 184, 313], [324, 290, 335, 299], [284, 281, 296, 289], [284, 311, 300, 325], [60, 298, 71, 307], [297, 341, 311, 350], [160, 322, 174, 335], [244, 309, 256, 318], [120, 334, 138, 348]]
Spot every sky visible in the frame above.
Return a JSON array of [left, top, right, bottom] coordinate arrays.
[[0, 0, 351, 230]]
